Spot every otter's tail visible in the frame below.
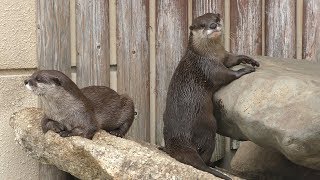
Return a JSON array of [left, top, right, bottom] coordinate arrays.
[[163, 145, 231, 180]]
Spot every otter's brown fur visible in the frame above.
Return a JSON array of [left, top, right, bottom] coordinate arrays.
[[25, 70, 134, 139], [162, 13, 259, 179]]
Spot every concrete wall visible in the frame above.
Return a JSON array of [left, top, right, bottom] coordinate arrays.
[[0, 0, 39, 179]]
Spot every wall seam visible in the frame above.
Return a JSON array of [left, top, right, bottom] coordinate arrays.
[[149, 0, 156, 144]]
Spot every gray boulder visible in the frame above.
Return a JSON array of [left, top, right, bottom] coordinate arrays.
[[230, 141, 320, 179], [215, 56, 320, 170], [9, 108, 239, 180]]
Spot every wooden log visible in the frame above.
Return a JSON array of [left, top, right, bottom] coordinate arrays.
[[37, 0, 72, 179], [75, 0, 109, 88], [265, 0, 296, 58], [303, 0, 320, 62], [116, 0, 150, 142], [155, 0, 189, 145], [10, 108, 237, 179]]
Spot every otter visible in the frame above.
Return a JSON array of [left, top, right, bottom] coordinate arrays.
[[162, 13, 259, 179], [24, 70, 134, 139]]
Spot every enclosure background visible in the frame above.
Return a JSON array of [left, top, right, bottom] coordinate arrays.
[[35, 0, 320, 178]]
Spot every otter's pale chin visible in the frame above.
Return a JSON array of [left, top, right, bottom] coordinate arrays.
[[207, 31, 221, 39], [204, 29, 214, 35], [25, 84, 32, 91]]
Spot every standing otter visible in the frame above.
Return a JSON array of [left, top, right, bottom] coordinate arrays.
[[162, 13, 259, 179], [24, 70, 134, 139]]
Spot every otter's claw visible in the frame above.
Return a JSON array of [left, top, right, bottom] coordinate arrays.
[[237, 55, 260, 67], [235, 66, 255, 78], [248, 59, 260, 67], [109, 131, 124, 138]]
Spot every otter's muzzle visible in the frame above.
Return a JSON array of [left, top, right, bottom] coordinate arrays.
[[24, 78, 35, 91]]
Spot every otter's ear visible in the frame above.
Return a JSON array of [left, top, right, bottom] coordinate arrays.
[[52, 78, 61, 86], [189, 25, 195, 30], [216, 13, 221, 21]]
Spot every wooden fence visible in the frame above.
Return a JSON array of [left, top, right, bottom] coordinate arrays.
[[37, 0, 320, 179]]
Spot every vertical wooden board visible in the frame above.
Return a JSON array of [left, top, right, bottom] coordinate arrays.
[[37, 1, 72, 179], [230, 0, 262, 55], [155, 0, 189, 145], [303, 0, 320, 62], [116, 0, 150, 142], [265, 0, 296, 58], [76, 0, 109, 88], [192, 0, 224, 18], [37, 0, 71, 75]]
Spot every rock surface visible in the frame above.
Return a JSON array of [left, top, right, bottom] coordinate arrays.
[[215, 56, 320, 170], [230, 141, 320, 179], [9, 108, 238, 180]]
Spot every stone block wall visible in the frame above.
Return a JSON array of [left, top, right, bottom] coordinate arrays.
[[0, 0, 39, 179]]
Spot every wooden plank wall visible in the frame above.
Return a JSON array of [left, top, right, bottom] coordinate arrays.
[[37, 0, 71, 75], [37, 0, 73, 179], [265, 0, 296, 58], [303, 0, 320, 62], [155, 0, 189, 146], [230, 0, 262, 55], [75, 0, 110, 88], [36, 1, 320, 179], [192, 0, 224, 18], [116, 0, 150, 142]]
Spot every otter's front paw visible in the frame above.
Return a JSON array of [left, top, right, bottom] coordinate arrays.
[[42, 119, 64, 134], [109, 131, 124, 138], [247, 58, 260, 67], [242, 66, 256, 73], [239, 55, 260, 67], [59, 131, 71, 137]]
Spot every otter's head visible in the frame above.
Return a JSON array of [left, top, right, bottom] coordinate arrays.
[[189, 13, 223, 54], [24, 70, 70, 96]]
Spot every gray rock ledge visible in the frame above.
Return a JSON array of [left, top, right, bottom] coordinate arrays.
[[9, 108, 239, 180]]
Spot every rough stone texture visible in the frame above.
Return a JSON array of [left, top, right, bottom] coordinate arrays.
[[0, 0, 37, 69], [0, 0, 38, 178], [215, 56, 320, 170], [230, 141, 320, 180], [0, 76, 39, 179], [10, 108, 241, 180]]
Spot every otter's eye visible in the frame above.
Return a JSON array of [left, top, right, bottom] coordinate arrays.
[[52, 78, 61, 86], [200, 24, 205, 28], [210, 23, 217, 29], [216, 14, 221, 22]]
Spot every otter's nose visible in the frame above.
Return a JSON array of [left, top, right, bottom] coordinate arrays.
[[210, 23, 217, 29], [24, 79, 28, 85]]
